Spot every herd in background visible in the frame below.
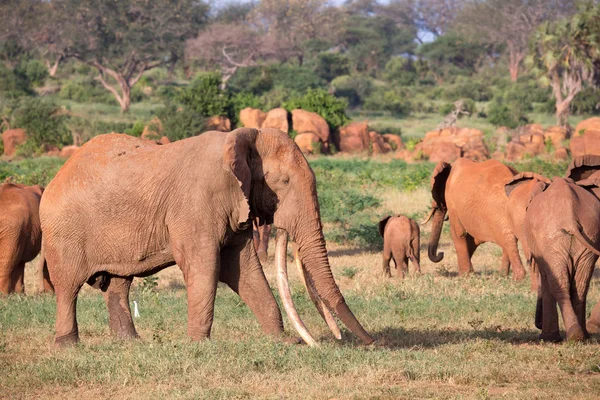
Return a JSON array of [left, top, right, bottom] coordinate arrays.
[[2, 126, 600, 345]]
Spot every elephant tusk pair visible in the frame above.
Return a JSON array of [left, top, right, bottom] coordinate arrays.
[[274, 230, 343, 347]]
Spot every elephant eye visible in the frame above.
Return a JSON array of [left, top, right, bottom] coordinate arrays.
[[282, 177, 290, 185]]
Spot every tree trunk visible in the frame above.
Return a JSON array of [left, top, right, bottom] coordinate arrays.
[[47, 54, 64, 77], [556, 99, 570, 127], [116, 79, 131, 113], [508, 46, 523, 83]]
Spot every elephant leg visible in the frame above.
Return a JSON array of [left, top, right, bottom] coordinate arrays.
[[36, 244, 54, 294], [587, 300, 600, 334], [503, 238, 526, 281], [11, 262, 25, 294], [175, 241, 220, 341], [397, 257, 408, 279], [410, 238, 421, 274], [545, 263, 584, 341], [220, 238, 284, 337], [53, 272, 85, 347], [500, 251, 510, 277], [539, 271, 562, 342], [382, 243, 392, 278], [571, 257, 596, 339], [451, 225, 474, 276], [102, 275, 138, 340]]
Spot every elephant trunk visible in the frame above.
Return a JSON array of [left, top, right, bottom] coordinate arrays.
[[294, 222, 374, 345], [428, 206, 446, 263]]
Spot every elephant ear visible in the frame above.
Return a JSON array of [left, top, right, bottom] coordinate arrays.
[[430, 161, 451, 209], [223, 128, 259, 229], [378, 215, 392, 237], [504, 172, 551, 198], [565, 155, 600, 181], [526, 180, 550, 210]]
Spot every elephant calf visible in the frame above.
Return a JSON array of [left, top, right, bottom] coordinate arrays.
[[0, 182, 51, 295], [379, 215, 420, 279]]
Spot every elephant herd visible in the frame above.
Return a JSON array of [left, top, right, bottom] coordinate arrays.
[[1, 127, 600, 347]]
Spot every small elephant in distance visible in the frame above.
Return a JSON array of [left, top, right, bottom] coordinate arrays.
[[379, 215, 421, 279]]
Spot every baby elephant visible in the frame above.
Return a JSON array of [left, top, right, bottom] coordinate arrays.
[[379, 215, 421, 278]]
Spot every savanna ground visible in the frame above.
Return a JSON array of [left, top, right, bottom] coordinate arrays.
[[2, 153, 600, 400]]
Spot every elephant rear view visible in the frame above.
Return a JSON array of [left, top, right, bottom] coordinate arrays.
[[40, 129, 374, 347], [0, 183, 51, 294], [525, 177, 600, 342], [378, 215, 420, 279], [426, 158, 526, 280]]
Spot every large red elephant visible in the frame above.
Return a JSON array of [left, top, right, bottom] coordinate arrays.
[[40, 128, 374, 347]]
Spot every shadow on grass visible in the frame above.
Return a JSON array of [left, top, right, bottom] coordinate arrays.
[[369, 326, 541, 349]]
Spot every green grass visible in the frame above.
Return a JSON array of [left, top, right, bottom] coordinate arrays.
[[2, 274, 600, 399]]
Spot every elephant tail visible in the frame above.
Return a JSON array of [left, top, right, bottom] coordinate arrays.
[[568, 226, 600, 257]]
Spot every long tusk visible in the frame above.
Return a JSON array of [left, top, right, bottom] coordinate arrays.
[[274, 230, 318, 347], [421, 208, 435, 225], [294, 249, 342, 340]]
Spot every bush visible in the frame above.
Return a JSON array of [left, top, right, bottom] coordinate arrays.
[[124, 121, 145, 137], [383, 57, 417, 86], [270, 64, 324, 93], [331, 74, 374, 108], [58, 78, 116, 105], [156, 103, 207, 142], [20, 60, 48, 88], [230, 92, 263, 127], [487, 97, 528, 129], [364, 87, 412, 117], [439, 98, 476, 117], [10, 98, 71, 153], [315, 53, 350, 82], [284, 88, 349, 130], [228, 66, 273, 96], [178, 73, 231, 118], [571, 87, 600, 115], [442, 77, 491, 102], [0, 63, 32, 98], [68, 117, 132, 144]]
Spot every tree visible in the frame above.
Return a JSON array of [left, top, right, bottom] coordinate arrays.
[[37, 0, 208, 112], [456, 0, 576, 82], [529, 4, 600, 126]]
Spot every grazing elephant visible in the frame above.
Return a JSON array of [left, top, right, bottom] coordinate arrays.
[[378, 215, 420, 279], [40, 129, 374, 347], [0, 183, 52, 294], [504, 172, 552, 291], [426, 158, 526, 279], [525, 177, 600, 342], [252, 218, 271, 263]]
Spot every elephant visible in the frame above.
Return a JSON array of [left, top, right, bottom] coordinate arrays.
[[252, 218, 271, 263], [426, 158, 526, 279], [525, 177, 600, 342], [504, 172, 552, 291], [0, 182, 52, 294], [39, 128, 374, 347], [564, 155, 600, 334], [378, 215, 420, 279]]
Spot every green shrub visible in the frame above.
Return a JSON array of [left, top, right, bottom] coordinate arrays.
[[156, 103, 207, 142], [0, 63, 31, 98], [21, 60, 48, 87], [439, 99, 476, 117], [228, 66, 273, 96], [331, 74, 374, 108], [487, 98, 528, 129], [230, 92, 263, 127], [67, 117, 133, 144], [442, 77, 491, 102], [0, 156, 65, 186], [178, 73, 231, 118], [383, 57, 417, 86], [270, 64, 324, 93], [11, 98, 71, 151], [284, 88, 349, 130], [315, 53, 350, 82], [58, 78, 116, 105], [571, 87, 600, 115], [124, 121, 145, 137], [364, 87, 412, 117]]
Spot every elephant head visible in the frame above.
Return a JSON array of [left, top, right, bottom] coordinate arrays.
[[426, 161, 451, 263], [223, 127, 374, 345], [565, 154, 600, 181], [504, 172, 551, 199]]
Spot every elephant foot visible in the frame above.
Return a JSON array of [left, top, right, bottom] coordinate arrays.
[[566, 325, 586, 342], [112, 327, 139, 340], [55, 331, 80, 347], [281, 336, 302, 345], [512, 270, 526, 281], [538, 331, 562, 343], [586, 320, 600, 334]]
